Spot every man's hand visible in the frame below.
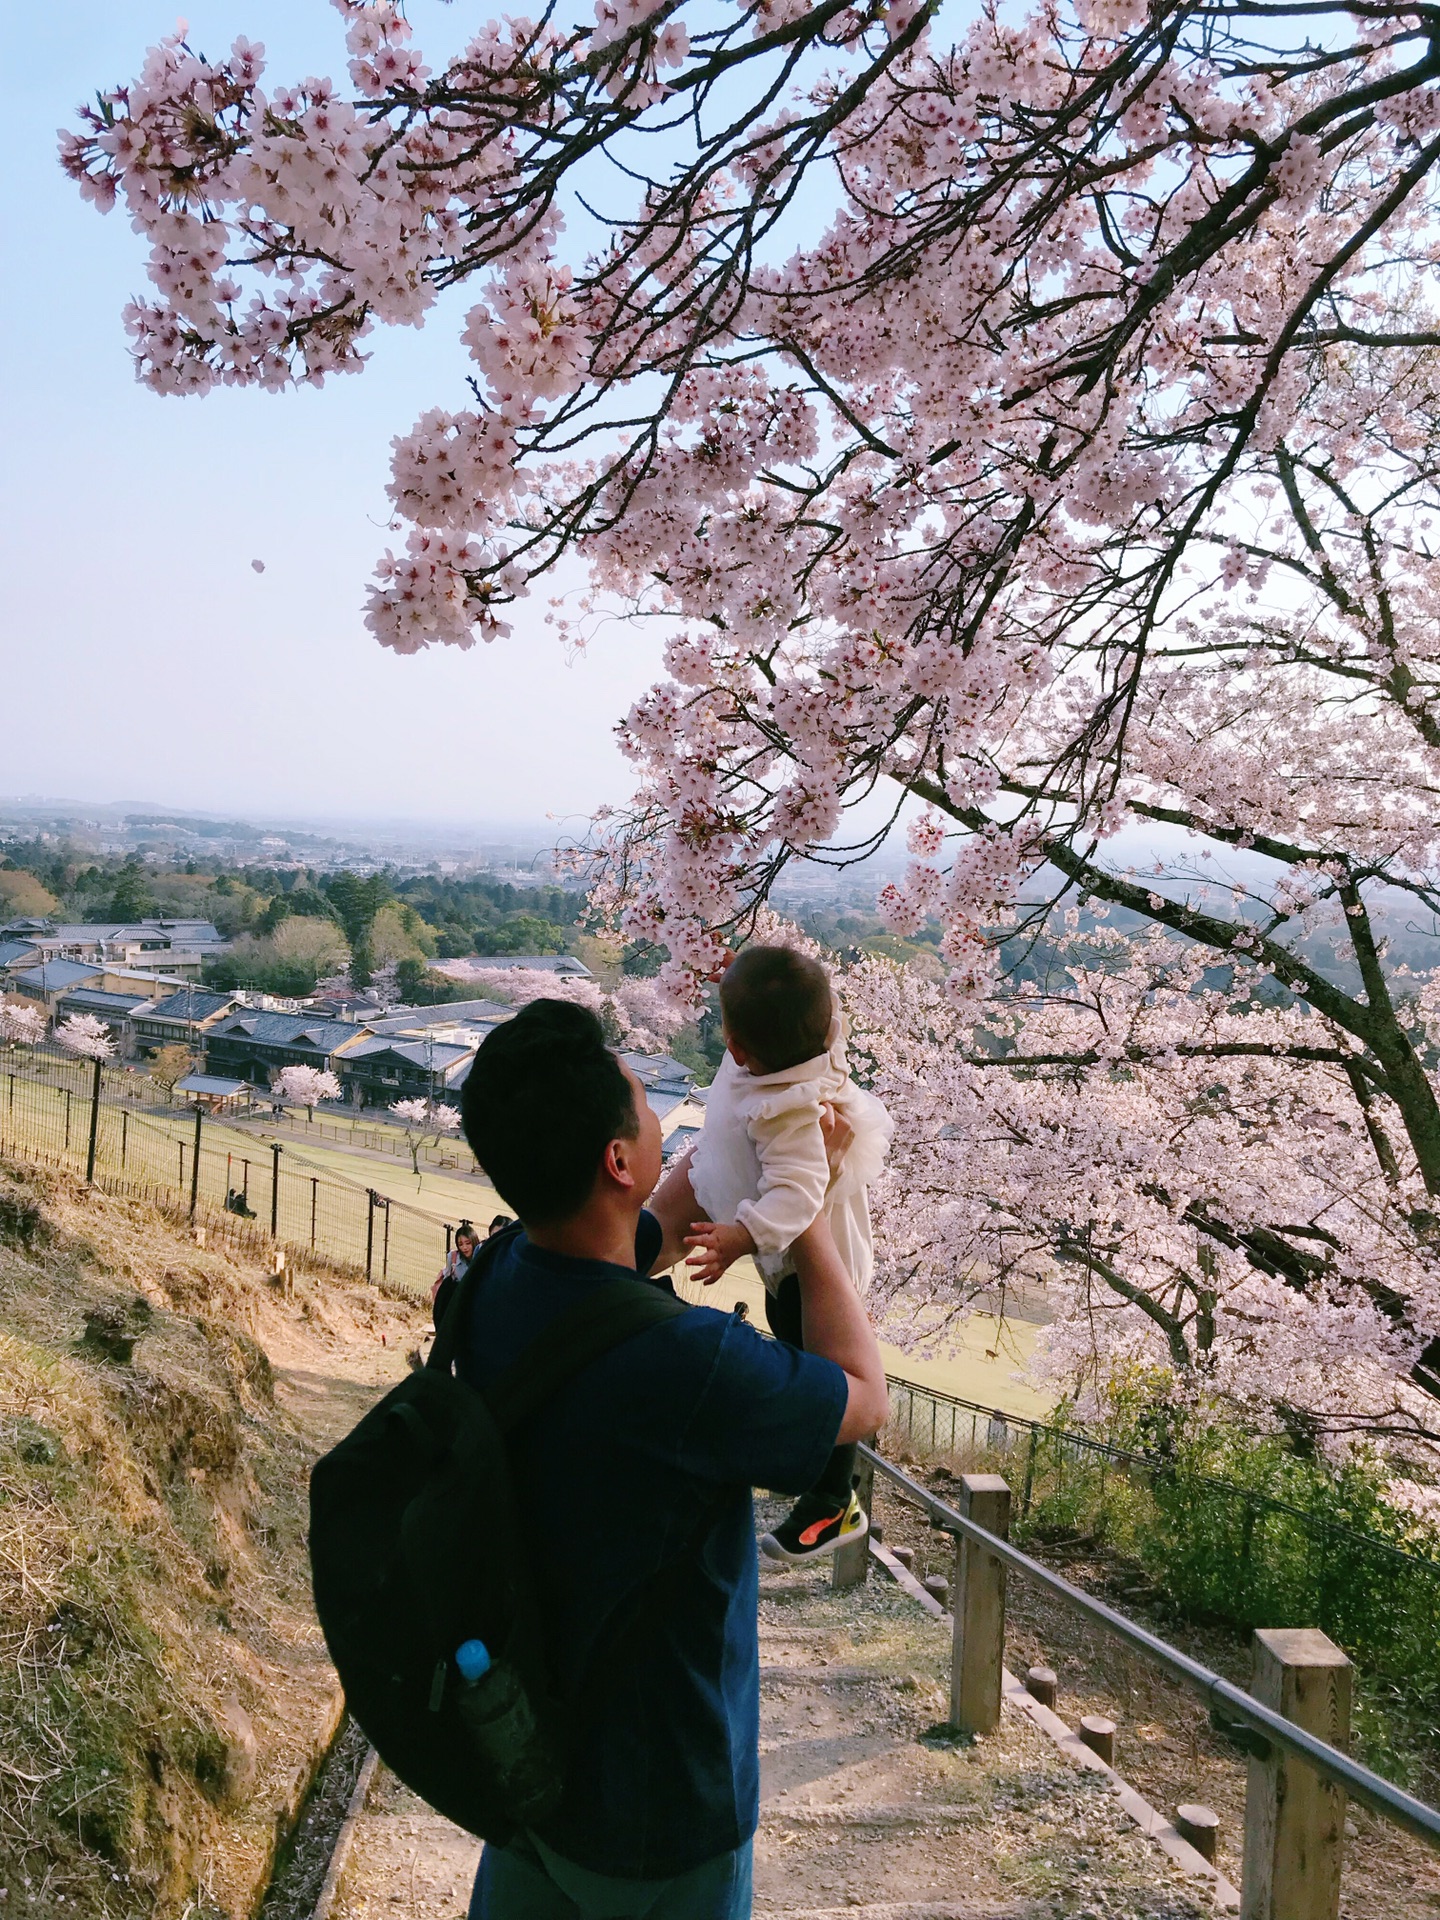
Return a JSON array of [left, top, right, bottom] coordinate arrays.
[[684, 1220, 756, 1285]]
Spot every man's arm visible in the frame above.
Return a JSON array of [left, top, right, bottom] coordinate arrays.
[[647, 1148, 704, 1275], [790, 1214, 889, 1444]]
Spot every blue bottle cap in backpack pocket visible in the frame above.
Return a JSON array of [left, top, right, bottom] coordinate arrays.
[[455, 1638, 491, 1682]]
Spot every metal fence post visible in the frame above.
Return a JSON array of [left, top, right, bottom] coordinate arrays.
[[833, 1446, 875, 1591], [85, 1057, 102, 1184], [121, 1108, 128, 1169], [270, 1141, 281, 1237], [1241, 1628, 1351, 1920], [188, 1104, 202, 1221], [65, 1087, 72, 1152], [381, 1197, 391, 1280], [950, 1474, 1011, 1736], [365, 1189, 376, 1283]]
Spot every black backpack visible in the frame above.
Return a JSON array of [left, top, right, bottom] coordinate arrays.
[[308, 1229, 689, 1842]]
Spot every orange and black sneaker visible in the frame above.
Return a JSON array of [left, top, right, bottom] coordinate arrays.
[[760, 1490, 868, 1564]]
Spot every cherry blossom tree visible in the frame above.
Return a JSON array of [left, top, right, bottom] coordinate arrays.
[[55, 1013, 115, 1062], [462, 965, 687, 1053], [0, 1000, 46, 1051], [273, 1063, 342, 1119], [390, 1095, 462, 1181], [844, 931, 1440, 1460], [65, 1, 1440, 1409]]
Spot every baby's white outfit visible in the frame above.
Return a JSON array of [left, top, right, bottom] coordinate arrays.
[[690, 1015, 892, 1294]]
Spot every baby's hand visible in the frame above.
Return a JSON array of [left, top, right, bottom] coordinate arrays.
[[684, 1220, 756, 1286]]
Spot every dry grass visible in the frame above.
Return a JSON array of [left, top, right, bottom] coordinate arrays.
[[0, 1155, 423, 1920]]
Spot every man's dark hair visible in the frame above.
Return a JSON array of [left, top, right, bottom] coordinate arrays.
[[719, 945, 833, 1073], [460, 999, 638, 1226]]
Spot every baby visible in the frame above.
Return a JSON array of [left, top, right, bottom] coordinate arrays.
[[680, 944, 892, 1563]]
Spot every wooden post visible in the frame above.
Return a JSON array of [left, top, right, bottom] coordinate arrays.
[[85, 1057, 102, 1184], [833, 1447, 875, 1590], [1176, 1805, 1220, 1864], [1240, 1628, 1351, 1920], [949, 1473, 1010, 1735], [188, 1104, 202, 1221], [1025, 1665, 1057, 1708], [1079, 1715, 1116, 1764]]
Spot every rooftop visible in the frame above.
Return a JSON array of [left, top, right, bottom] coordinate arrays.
[[143, 987, 239, 1024], [619, 1050, 695, 1092], [436, 953, 592, 979], [175, 1073, 250, 1098], [3, 918, 225, 946], [207, 1008, 358, 1053], [343, 1037, 476, 1071], [366, 999, 514, 1037], [56, 988, 153, 1015], [14, 960, 104, 991]]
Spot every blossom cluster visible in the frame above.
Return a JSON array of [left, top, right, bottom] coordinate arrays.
[[0, 1001, 46, 1048], [66, 4, 1440, 997], [55, 1013, 114, 1062], [273, 1064, 341, 1107], [461, 965, 689, 1054], [840, 928, 1440, 1464]]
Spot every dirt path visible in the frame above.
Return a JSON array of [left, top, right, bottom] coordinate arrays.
[[323, 1500, 1218, 1920]]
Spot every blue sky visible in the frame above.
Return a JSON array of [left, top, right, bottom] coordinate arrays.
[[1, 3, 668, 826]]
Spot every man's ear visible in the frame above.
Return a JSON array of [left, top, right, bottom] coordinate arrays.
[[602, 1134, 638, 1193]]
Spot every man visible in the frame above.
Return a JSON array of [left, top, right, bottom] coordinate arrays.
[[457, 999, 889, 1919]]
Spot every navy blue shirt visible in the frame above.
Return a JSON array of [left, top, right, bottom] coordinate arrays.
[[456, 1212, 846, 1877]]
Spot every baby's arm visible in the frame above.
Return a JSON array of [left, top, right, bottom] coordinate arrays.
[[683, 1102, 852, 1285], [737, 1099, 832, 1256]]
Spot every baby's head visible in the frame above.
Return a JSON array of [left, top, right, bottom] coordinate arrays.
[[719, 944, 833, 1074]]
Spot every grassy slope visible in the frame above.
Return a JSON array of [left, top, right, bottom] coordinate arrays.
[[0, 1158, 423, 1920]]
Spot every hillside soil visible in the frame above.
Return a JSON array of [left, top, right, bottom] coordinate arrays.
[[0, 1156, 425, 1920]]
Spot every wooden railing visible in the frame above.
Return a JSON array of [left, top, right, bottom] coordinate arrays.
[[849, 1444, 1440, 1920]]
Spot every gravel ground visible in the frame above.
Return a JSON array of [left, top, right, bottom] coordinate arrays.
[[290, 1497, 1235, 1920], [259, 1716, 372, 1920]]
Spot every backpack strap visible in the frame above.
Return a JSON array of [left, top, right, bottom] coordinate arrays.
[[426, 1225, 689, 1431]]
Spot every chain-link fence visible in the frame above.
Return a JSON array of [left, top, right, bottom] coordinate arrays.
[[0, 1054, 458, 1298]]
